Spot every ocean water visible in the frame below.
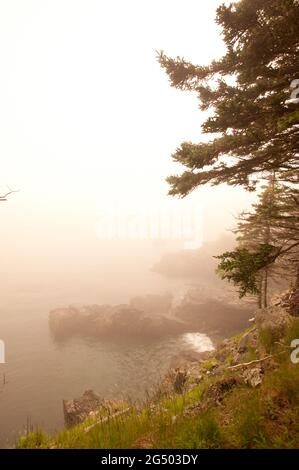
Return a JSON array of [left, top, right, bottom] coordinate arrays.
[[0, 277, 214, 448]]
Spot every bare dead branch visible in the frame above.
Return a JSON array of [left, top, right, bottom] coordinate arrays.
[[0, 186, 19, 201], [227, 348, 289, 370], [227, 355, 273, 370]]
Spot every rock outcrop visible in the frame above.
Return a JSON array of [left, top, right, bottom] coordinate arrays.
[[63, 390, 129, 428], [173, 286, 254, 337], [63, 390, 101, 427], [49, 288, 254, 341], [49, 303, 187, 340], [272, 287, 299, 316]]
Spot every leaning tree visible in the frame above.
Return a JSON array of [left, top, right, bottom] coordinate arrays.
[[158, 0, 299, 296]]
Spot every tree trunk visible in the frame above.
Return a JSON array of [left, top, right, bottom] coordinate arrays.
[[263, 268, 268, 308], [295, 264, 299, 290], [258, 276, 263, 308], [261, 172, 274, 308]]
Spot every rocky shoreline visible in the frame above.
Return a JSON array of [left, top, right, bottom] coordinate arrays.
[[61, 288, 298, 429], [16, 288, 299, 448]]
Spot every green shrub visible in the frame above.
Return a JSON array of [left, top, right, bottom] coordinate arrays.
[[235, 395, 266, 448], [17, 430, 50, 449], [284, 319, 299, 348], [259, 326, 281, 354], [272, 365, 299, 406], [202, 358, 218, 371], [171, 413, 223, 449]]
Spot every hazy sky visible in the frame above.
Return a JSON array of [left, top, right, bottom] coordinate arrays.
[[0, 0, 256, 294]]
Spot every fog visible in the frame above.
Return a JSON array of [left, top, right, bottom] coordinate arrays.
[[0, 0, 263, 447], [0, 0, 256, 308]]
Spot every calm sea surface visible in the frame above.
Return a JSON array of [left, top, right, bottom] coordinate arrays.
[[0, 276, 213, 448]]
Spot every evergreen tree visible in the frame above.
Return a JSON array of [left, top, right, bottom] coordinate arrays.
[[158, 0, 299, 196], [235, 176, 282, 306], [216, 178, 299, 303]]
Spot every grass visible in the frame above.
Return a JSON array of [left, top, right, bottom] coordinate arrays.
[[18, 430, 50, 449], [202, 358, 218, 371], [242, 345, 259, 362], [259, 325, 282, 354], [16, 318, 299, 449], [284, 318, 299, 348], [165, 413, 223, 449], [232, 392, 267, 448]]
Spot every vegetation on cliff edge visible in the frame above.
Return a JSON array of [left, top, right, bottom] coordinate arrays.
[[17, 313, 299, 449]]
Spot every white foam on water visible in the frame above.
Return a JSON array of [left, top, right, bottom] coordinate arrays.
[[182, 332, 214, 353]]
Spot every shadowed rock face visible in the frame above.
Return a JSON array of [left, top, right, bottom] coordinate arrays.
[[49, 289, 254, 341], [49, 301, 188, 341], [272, 287, 299, 317], [63, 390, 101, 427], [174, 298, 253, 338], [63, 390, 130, 429]]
